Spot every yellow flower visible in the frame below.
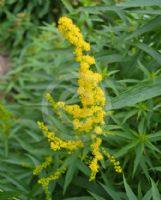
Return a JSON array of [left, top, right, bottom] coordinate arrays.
[[58, 16, 90, 53], [45, 93, 58, 113], [82, 55, 95, 65], [57, 16, 106, 133], [94, 126, 103, 134], [89, 137, 103, 181], [102, 148, 122, 173], [37, 121, 83, 151], [38, 167, 66, 200], [33, 156, 52, 175], [57, 101, 65, 108]]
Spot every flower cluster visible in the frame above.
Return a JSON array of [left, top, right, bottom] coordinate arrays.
[[33, 156, 53, 175], [58, 16, 90, 61], [89, 137, 103, 181], [37, 121, 83, 151], [45, 93, 59, 115], [89, 139, 122, 180], [58, 16, 105, 133], [38, 168, 66, 200], [102, 148, 122, 173]]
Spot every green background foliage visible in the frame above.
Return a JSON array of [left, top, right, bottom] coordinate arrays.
[[0, 0, 161, 199]]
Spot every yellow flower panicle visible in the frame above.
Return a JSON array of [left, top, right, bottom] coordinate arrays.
[[102, 148, 122, 173], [38, 168, 66, 200], [58, 16, 90, 54], [45, 93, 59, 115], [89, 138, 103, 181], [37, 121, 83, 151], [33, 156, 53, 175], [57, 16, 106, 133]]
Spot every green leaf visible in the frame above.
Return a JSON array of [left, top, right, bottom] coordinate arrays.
[[140, 160, 149, 179], [151, 167, 161, 172], [125, 16, 161, 40], [78, 5, 122, 12], [89, 192, 106, 200], [64, 197, 94, 200], [73, 177, 107, 197], [100, 183, 121, 200], [0, 191, 23, 199], [107, 76, 161, 110], [123, 175, 138, 200], [97, 54, 130, 64], [77, 160, 90, 176], [136, 43, 161, 65], [0, 173, 28, 193], [151, 178, 160, 200], [117, 0, 161, 7], [126, 9, 161, 15], [142, 188, 152, 200], [63, 153, 78, 194], [146, 142, 161, 153], [133, 145, 144, 176], [61, 0, 74, 12], [123, 110, 138, 123], [115, 140, 139, 157], [148, 131, 161, 142]]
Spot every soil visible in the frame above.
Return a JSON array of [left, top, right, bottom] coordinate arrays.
[[0, 54, 11, 100], [0, 54, 10, 76]]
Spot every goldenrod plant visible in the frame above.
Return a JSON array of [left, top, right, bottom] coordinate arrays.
[[1, 1, 161, 199], [34, 17, 122, 200]]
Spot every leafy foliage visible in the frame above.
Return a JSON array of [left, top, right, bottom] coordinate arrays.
[[0, 0, 161, 199]]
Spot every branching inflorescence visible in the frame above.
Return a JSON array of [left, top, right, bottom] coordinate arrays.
[[34, 16, 122, 200]]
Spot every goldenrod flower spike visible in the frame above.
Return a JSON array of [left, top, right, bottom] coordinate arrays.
[[45, 93, 59, 114], [58, 16, 90, 54], [33, 156, 53, 175], [102, 148, 122, 173], [38, 168, 66, 200], [57, 16, 106, 133], [89, 137, 103, 181], [37, 121, 83, 151]]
